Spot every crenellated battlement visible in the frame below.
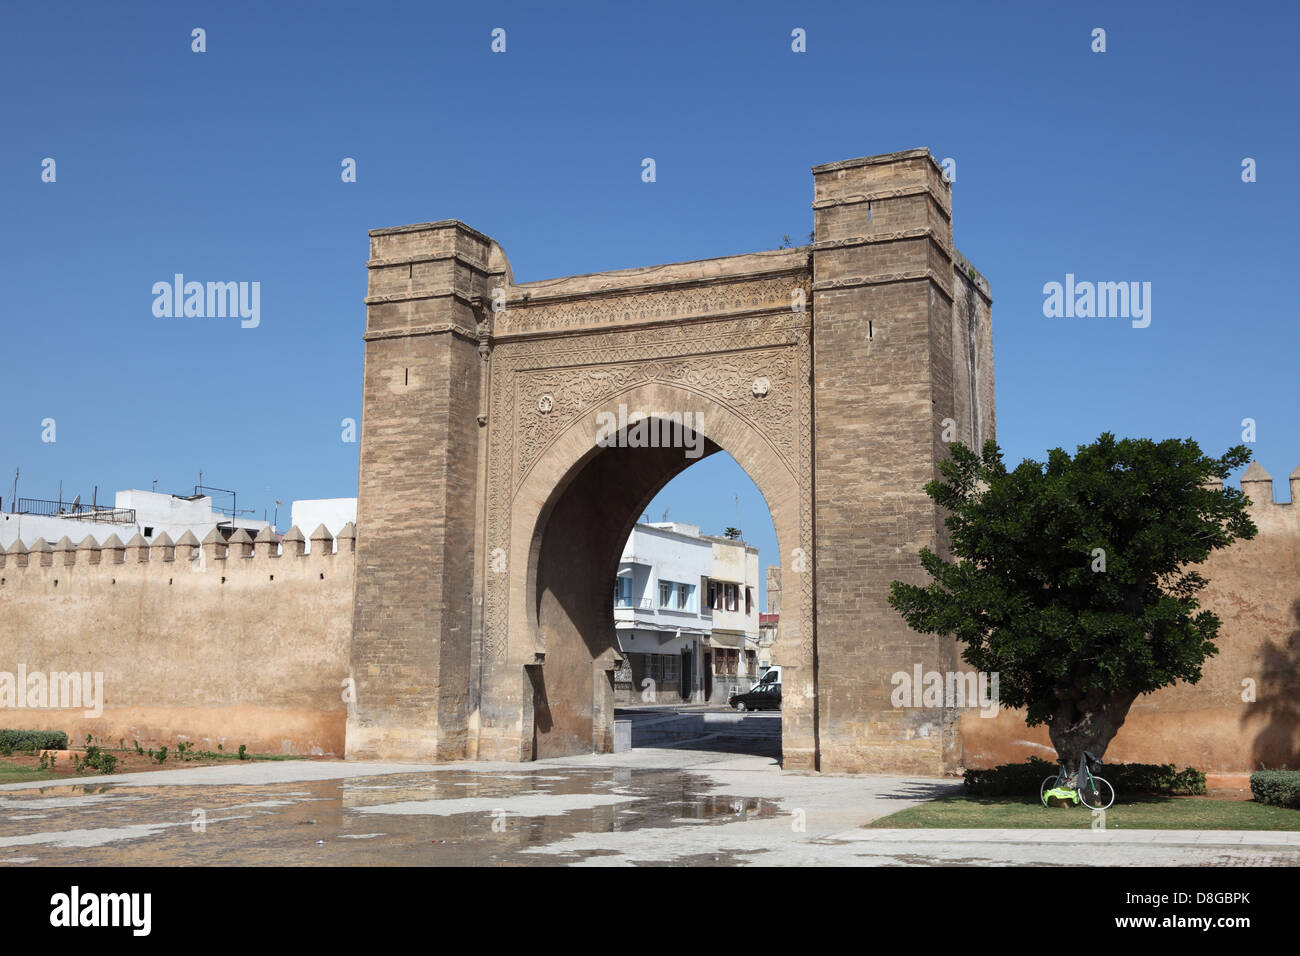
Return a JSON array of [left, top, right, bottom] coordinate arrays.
[[0, 522, 356, 756], [0, 523, 356, 586], [1204, 463, 1300, 535]]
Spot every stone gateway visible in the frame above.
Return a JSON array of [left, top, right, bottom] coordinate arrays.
[[346, 148, 995, 775]]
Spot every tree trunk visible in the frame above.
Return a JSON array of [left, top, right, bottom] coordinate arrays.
[[1047, 690, 1139, 770]]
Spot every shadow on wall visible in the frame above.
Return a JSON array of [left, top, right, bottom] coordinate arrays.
[[528, 665, 554, 745], [1241, 596, 1300, 770]]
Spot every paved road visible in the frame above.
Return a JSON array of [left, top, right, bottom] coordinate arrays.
[[0, 745, 1295, 866]]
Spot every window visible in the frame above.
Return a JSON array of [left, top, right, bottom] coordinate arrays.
[[725, 583, 738, 612], [662, 654, 679, 683], [745, 587, 753, 615], [615, 577, 634, 608], [657, 580, 694, 611]]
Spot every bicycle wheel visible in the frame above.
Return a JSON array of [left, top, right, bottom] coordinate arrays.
[[1040, 775, 1062, 805], [1079, 775, 1115, 810]]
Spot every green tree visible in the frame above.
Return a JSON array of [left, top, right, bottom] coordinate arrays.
[[723, 527, 742, 540], [887, 434, 1256, 767]]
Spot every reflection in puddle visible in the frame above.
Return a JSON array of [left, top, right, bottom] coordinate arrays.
[[0, 766, 786, 866]]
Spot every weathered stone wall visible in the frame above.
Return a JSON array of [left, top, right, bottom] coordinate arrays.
[[961, 468, 1300, 773], [0, 526, 353, 755], [347, 205, 823, 764], [348, 221, 497, 762], [810, 150, 994, 774]]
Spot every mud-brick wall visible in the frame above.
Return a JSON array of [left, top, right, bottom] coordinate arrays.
[[0, 525, 354, 755], [962, 466, 1300, 773]]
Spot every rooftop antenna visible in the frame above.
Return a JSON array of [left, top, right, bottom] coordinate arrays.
[[662, 507, 670, 522], [10, 468, 18, 513], [152, 478, 158, 492], [733, 493, 742, 538]]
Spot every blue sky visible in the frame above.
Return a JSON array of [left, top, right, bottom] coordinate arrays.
[[3, 1, 1297, 607]]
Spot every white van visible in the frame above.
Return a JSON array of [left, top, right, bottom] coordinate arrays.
[[750, 666, 781, 692]]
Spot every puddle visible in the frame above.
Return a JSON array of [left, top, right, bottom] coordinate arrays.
[[0, 766, 784, 865]]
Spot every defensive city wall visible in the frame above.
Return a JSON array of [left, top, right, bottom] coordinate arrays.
[[0, 474, 1296, 771], [0, 526, 354, 755]]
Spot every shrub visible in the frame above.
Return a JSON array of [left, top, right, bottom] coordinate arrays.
[[1250, 770, 1300, 809], [0, 729, 69, 754], [964, 757, 1059, 796], [71, 745, 118, 775], [965, 758, 1205, 796], [154, 746, 168, 764], [237, 744, 247, 760], [1111, 763, 1206, 795]]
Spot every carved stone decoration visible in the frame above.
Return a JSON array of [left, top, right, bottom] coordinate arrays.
[[495, 272, 810, 335], [794, 327, 815, 660], [481, 294, 813, 666], [536, 394, 553, 414], [752, 377, 770, 397], [513, 351, 795, 489]]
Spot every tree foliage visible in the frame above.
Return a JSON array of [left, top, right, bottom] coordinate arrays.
[[888, 434, 1256, 761]]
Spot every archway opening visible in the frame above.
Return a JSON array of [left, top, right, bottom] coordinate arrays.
[[527, 415, 782, 762]]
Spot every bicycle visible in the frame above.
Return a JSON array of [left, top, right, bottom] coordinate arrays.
[[1039, 750, 1115, 810]]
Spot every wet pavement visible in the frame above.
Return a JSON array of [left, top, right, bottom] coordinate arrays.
[[1, 741, 1297, 866], [0, 764, 774, 866], [0, 739, 939, 866]]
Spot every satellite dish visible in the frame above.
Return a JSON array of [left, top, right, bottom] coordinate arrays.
[[69, 495, 81, 512]]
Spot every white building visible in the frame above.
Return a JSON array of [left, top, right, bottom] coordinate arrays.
[[703, 533, 762, 702], [291, 498, 357, 552], [0, 489, 268, 550], [612, 521, 766, 706], [1, 490, 359, 553], [614, 522, 713, 704]]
